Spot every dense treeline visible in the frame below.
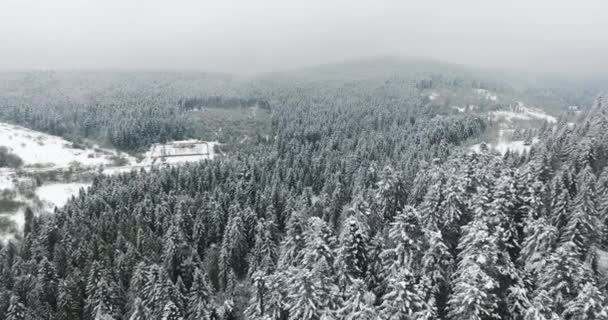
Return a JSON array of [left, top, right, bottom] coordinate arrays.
[[0, 60, 593, 152], [179, 96, 270, 111], [0, 93, 193, 152], [0, 71, 238, 151], [0, 76, 489, 319], [0, 65, 605, 319]]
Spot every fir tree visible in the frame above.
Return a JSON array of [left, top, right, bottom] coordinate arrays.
[[562, 282, 608, 320], [6, 295, 26, 320], [336, 279, 378, 320]]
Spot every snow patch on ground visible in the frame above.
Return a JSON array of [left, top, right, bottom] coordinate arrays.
[[475, 88, 498, 101], [568, 105, 580, 112], [36, 183, 90, 210], [1, 182, 90, 243], [0, 207, 25, 243], [428, 92, 439, 101], [470, 140, 534, 155], [470, 129, 538, 155], [0, 170, 15, 191], [595, 247, 608, 280]]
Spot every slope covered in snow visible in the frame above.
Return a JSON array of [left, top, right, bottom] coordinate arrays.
[[0, 122, 135, 168], [0, 122, 222, 242]]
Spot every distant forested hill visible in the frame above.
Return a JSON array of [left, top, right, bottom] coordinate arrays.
[[0, 59, 599, 153]]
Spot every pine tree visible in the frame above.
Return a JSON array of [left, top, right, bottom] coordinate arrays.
[[488, 174, 519, 258], [128, 298, 148, 320], [245, 272, 268, 320], [336, 279, 378, 320], [57, 271, 85, 320], [536, 242, 592, 315], [219, 213, 248, 290], [262, 272, 289, 320], [562, 282, 608, 320], [379, 268, 426, 319], [550, 186, 571, 234], [6, 295, 26, 320], [519, 217, 557, 277], [163, 220, 190, 283], [286, 266, 338, 320], [421, 229, 453, 318], [561, 165, 602, 257], [249, 218, 278, 276], [37, 257, 59, 311], [86, 274, 121, 320], [23, 207, 35, 236], [299, 217, 337, 272], [376, 166, 406, 221], [439, 176, 465, 248], [447, 219, 501, 320], [162, 300, 184, 320], [336, 215, 369, 288], [388, 206, 425, 271], [188, 268, 213, 320], [278, 211, 307, 268], [419, 182, 444, 229]]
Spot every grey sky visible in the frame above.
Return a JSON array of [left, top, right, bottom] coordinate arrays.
[[1, 0, 607, 75]]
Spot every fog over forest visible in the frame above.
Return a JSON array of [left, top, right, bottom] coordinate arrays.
[[2, 2, 608, 320], [1, 0, 608, 75]]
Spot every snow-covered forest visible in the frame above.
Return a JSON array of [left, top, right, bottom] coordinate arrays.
[[0, 61, 606, 320]]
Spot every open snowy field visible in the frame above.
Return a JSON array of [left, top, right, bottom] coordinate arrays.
[[0, 122, 221, 242], [36, 183, 89, 210], [490, 102, 557, 123], [0, 122, 135, 168], [470, 139, 538, 155], [99, 140, 220, 174], [474, 88, 498, 101]]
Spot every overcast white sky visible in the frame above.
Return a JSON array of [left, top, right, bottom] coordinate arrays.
[[1, 0, 607, 75]]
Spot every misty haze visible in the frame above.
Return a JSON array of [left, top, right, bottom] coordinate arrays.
[[0, 1, 607, 320]]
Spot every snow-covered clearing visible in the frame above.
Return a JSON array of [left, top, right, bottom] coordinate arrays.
[[36, 183, 89, 209], [451, 106, 466, 113], [475, 88, 498, 101], [0, 169, 16, 191], [470, 129, 538, 155], [470, 140, 535, 155], [0, 207, 26, 243], [0, 122, 221, 242], [490, 102, 557, 123], [451, 105, 479, 113], [0, 122, 134, 168]]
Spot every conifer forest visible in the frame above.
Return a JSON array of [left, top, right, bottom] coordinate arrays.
[[1, 2, 608, 319]]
